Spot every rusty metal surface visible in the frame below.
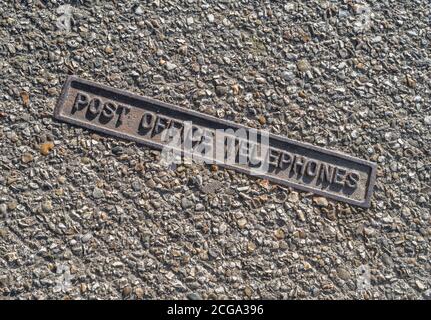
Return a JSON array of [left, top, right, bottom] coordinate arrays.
[[53, 76, 377, 207]]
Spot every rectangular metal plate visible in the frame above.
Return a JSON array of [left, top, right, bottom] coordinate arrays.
[[54, 76, 377, 207]]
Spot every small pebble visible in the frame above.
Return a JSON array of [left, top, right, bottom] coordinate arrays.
[[247, 241, 256, 253], [135, 287, 144, 299], [92, 187, 104, 199], [135, 6, 143, 15], [7, 201, 17, 210], [181, 198, 193, 209], [21, 152, 33, 163], [237, 218, 247, 229], [195, 203, 205, 211], [337, 267, 351, 281], [187, 293, 202, 300], [122, 286, 132, 297], [313, 197, 329, 207], [297, 59, 310, 72], [416, 280, 426, 291], [165, 62, 177, 70], [0, 204, 7, 215], [41, 200, 53, 213], [244, 287, 253, 297], [288, 192, 299, 203], [132, 181, 142, 192], [40, 142, 54, 156], [274, 229, 285, 240]]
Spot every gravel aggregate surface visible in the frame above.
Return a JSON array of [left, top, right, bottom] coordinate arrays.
[[0, 0, 430, 299]]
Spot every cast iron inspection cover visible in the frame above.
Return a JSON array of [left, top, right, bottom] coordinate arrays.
[[54, 76, 377, 207]]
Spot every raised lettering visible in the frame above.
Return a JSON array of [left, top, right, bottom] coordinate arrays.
[[249, 142, 262, 167], [152, 115, 170, 136], [305, 160, 319, 177], [115, 105, 130, 127], [345, 172, 360, 188], [84, 97, 102, 121], [319, 163, 334, 183], [333, 167, 347, 186], [279, 152, 293, 170], [71, 92, 89, 114], [268, 148, 281, 168], [237, 139, 249, 165], [138, 111, 155, 134], [291, 155, 306, 175]]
